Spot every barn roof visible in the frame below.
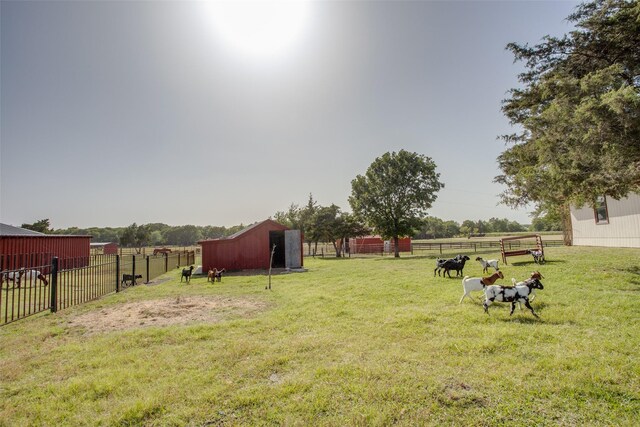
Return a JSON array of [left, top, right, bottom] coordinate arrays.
[[198, 219, 288, 244], [0, 223, 46, 236]]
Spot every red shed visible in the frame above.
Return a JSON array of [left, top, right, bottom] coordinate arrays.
[[199, 219, 303, 271], [0, 223, 91, 270], [90, 242, 119, 255], [349, 235, 412, 254]]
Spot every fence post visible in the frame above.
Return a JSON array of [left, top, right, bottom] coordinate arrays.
[[164, 253, 168, 272], [132, 255, 136, 286], [146, 256, 150, 284], [116, 255, 120, 293], [50, 257, 58, 313]]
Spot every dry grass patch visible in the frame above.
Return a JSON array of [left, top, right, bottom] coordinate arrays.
[[66, 296, 268, 334]]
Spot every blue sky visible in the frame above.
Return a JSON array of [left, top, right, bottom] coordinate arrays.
[[1, 1, 579, 229]]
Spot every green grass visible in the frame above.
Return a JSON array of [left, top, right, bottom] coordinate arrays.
[[1, 246, 639, 426]]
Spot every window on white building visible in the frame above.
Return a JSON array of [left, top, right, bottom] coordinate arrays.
[[594, 196, 609, 224]]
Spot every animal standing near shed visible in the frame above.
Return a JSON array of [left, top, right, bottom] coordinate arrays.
[[181, 265, 195, 282], [207, 268, 226, 282]]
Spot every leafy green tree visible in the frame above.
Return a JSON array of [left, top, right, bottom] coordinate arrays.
[[164, 225, 202, 246], [299, 194, 319, 255], [335, 212, 370, 257], [496, 0, 640, 244], [459, 220, 476, 237], [442, 220, 461, 238], [417, 217, 448, 239], [530, 213, 562, 232], [349, 150, 444, 257], [307, 204, 341, 256], [274, 203, 302, 229], [21, 219, 52, 233], [119, 223, 151, 253]]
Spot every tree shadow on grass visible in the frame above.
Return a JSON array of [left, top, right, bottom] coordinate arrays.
[[613, 266, 640, 287], [509, 259, 567, 267]]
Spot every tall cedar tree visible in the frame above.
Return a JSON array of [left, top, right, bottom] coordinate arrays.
[[496, 0, 640, 244]]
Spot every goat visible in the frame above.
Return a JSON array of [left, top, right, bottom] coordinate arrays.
[[1, 271, 22, 288], [434, 255, 463, 277], [1, 269, 48, 288], [441, 255, 470, 278], [528, 249, 545, 264], [121, 274, 142, 286], [181, 265, 195, 282], [475, 257, 499, 274], [207, 267, 226, 282], [460, 271, 504, 303], [483, 278, 544, 317], [19, 270, 49, 287], [511, 271, 544, 307]]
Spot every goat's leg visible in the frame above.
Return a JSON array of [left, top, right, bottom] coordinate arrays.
[[510, 302, 517, 316], [524, 300, 539, 318], [483, 299, 493, 314]]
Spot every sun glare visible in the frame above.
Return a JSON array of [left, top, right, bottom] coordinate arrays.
[[202, 1, 312, 61]]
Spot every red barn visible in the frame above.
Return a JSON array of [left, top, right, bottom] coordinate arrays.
[[90, 242, 118, 255], [349, 235, 412, 254], [199, 219, 303, 271], [0, 223, 91, 270]]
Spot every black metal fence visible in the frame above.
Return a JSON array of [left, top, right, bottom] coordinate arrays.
[[1, 250, 195, 326]]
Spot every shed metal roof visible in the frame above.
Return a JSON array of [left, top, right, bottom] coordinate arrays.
[[0, 223, 46, 236]]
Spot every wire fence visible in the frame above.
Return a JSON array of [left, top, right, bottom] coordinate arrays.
[[303, 239, 565, 259]]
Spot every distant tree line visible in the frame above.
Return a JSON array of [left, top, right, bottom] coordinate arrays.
[[20, 220, 248, 250]]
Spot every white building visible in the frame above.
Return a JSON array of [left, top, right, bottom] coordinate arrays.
[[570, 193, 640, 248]]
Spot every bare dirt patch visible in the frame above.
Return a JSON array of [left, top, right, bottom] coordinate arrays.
[[67, 296, 268, 334]]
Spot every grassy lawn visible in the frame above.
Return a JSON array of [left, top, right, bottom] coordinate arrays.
[[1, 246, 639, 426]]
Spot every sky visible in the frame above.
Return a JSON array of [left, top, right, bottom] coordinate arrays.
[[0, 0, 580, 229]]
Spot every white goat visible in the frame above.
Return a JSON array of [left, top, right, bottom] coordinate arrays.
[[460, 271, 504, 303], [475, 257, 499, 273]]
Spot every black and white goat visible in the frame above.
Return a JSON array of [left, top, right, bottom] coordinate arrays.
[[511, 271, 544, 308], [1, 269, 48, 288], [181, 265, 195, 282], [483, 278, 544, 317], [528, 249, 545, 264], [475, 257, 499, 274], [441, 255, 470, 278]]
